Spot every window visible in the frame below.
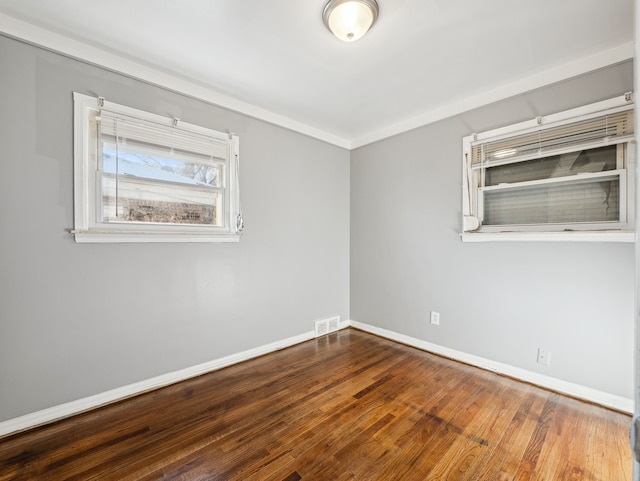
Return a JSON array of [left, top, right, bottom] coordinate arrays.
[[462, 93, 635, 241], [73, 93, 242, 243]]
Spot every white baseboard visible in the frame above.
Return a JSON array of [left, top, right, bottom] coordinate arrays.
[[1, 320, 631, 438], [348, 320, 633, 414], [0, 330, 319, 438]]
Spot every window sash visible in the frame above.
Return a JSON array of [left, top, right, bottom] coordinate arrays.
[[98, 117, 230, 230], [100, 142, 225, 189], [480, 169, 624, 193], [99, 173, 224, 226], [477, 171, 626, 229], [483, 145, 620, 187]]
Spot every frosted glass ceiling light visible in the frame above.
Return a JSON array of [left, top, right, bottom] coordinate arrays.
[[323, 0, 379, 42]]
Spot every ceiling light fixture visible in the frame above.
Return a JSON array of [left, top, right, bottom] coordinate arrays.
[[322, 0, 379, 42]]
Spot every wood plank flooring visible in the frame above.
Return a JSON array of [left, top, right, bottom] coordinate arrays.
[[0, 328, 632, 480]]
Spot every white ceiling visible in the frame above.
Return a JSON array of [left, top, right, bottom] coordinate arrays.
[[0, 0, 634, 148]]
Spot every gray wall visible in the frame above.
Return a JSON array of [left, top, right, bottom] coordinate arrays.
[[0, 32, 634, 424], [0, 36, 350, 422], [351, 61, 635, 400]]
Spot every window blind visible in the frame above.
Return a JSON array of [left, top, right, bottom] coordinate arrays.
[[98, 110, 229, 162], [483, 175, 621, 226], [471, 108, 633, 169]]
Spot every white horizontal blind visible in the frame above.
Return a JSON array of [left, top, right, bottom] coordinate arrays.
[[471, 108, 633, 168], [98, 110, 229, 162], [482, 174, 622, 226]]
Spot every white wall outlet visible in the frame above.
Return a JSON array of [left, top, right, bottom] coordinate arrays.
[[537, 348, 551, 366], [430, 311, 440, 326]]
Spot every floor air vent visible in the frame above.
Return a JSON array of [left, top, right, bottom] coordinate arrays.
[[315, 316, 340, 337]]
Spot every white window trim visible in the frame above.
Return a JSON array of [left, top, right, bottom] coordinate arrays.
[[73, 93, 242, 243], [460, 231, 636, 243], [461, 93, 635, 243]]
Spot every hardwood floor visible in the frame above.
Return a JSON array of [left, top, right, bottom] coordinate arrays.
[[0, 328, 632, 480]]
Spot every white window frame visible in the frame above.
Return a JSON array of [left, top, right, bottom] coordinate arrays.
[[461, 93, 635, 242], [73, 93, 242, 243]]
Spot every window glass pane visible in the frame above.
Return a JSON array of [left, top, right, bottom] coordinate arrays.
[[483, 177, 620, 226], [102, 145, 221, 188], [485, 145, 617, 186], [101, 176, 221, 226]]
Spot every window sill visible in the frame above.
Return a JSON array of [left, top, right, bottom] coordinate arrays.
[[72, 230, 241, 243], [460, 231, 636, 243]]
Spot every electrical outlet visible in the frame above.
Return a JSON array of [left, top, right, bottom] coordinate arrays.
[[430, 311, 440, 326], [537, 348, 551, 366]]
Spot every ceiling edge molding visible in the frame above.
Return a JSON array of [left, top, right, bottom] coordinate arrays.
[[0, 13, 352, 149], [0, 13, 632, 152], [350, 42, 635, 149]]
